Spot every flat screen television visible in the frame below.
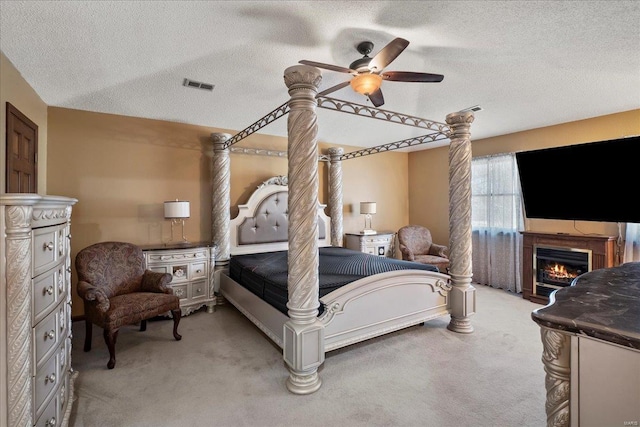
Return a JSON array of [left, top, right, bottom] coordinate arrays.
[[515, 135, 640, 223]]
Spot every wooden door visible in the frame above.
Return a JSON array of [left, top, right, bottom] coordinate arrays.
[[6, 102, 38, 193]]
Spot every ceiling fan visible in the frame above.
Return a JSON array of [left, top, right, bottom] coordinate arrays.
[[299, 37, 444, 107]]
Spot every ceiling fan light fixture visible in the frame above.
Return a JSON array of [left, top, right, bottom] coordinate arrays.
[[350, 73, 382, 95]]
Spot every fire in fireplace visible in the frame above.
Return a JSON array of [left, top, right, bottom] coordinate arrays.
[[534, 246, 592, 297]]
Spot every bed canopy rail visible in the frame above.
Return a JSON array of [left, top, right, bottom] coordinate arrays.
[[209, 64, 475, 395], [224, 101, 290, 148], [223, 95, 450, 151]]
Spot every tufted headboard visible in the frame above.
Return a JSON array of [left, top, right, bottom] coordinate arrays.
[[229, 176, 331, 255]]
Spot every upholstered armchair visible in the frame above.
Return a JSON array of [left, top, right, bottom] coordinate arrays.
[[397, 225, 450, 273], [75, 241, 182, 369]]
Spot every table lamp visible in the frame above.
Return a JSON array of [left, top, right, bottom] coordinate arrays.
[[164, 200, 190, 243], [360, 202, 376, 235]]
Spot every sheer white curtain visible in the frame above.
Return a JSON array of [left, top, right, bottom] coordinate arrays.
[[471, 153, 524, 293], [623, 223, 640, 263]]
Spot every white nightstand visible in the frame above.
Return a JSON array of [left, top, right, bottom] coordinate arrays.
[[141, 242, 216, 316], [345, 231, 396, 258]]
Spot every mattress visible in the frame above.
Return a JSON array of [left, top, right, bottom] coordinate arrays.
[[229, 246, 439, 315]]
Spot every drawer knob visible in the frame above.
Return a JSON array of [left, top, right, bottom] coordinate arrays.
[[43, 242, 54, 251], [45, 373, 56, 384], [46, 417, 56, 427], [196, 269, 202, 274], [45, 330, 55, 340], [44, 286, 54, 296], [197, 288, 202, 293]]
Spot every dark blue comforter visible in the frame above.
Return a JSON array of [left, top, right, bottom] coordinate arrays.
[[229, 246, 438, 315]]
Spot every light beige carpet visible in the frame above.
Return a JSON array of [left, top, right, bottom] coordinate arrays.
[[69, 285, 546, 427]]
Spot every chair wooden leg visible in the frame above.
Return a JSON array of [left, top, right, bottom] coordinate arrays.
[[171, 309, 182, 341], [103, 328, 119, 369], [140, 319, 147, 332], [84, 319, 93, 352]]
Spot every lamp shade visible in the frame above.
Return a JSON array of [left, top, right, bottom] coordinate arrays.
[[360, 202, 376, 215], [164, 200, 190, 219], [350, 73, 382, 95]]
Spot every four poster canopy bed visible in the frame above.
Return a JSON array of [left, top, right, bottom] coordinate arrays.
[[209, 64, 476, 395]]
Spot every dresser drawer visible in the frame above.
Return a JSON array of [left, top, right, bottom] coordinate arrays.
[[34, 346, 60, 419], [33, 264, 63, 324], [59, 371, 70, 424], [33, 224, 65, 277], [34, 307, 61, 369], [58, 303, 69, 347], [34, 391, 58, 427]]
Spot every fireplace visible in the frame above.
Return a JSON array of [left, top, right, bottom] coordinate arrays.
[[520, 232, 616, 304], [534, 246, 591, 297]]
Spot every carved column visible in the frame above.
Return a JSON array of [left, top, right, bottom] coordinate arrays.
[[282, 64, 324, 394], [328, 147, 344, 247], [445, 111, 476, 333], [3, 203, 35, 426], [209, 132, 231, 300], [540, 327, 571, 427]]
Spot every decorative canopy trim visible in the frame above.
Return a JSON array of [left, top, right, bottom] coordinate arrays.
[[223, 94, 451, 157], [317, 96, 450, 134]]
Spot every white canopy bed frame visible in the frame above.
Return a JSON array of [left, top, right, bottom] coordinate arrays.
[[209, 65, 475, 394]]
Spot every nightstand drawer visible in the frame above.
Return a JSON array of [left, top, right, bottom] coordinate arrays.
[[191, 280, 207, 299], [345, 232, 396, 258], [191, 262, 207, 279], [172, 284, 188, 301], [171, 264, 189, 282]]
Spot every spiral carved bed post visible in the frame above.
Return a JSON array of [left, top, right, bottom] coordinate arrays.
[[209, 132, 231, 301], [540, 327, 571, 426], [282, 64, 325, 394], [328, 147, 344, 247], [445, 111, 476, 333]]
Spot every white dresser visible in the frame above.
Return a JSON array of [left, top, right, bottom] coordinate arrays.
[[1, 194, 77, 427], [141, 242, 216, 316], [345, 231, 396, 258]]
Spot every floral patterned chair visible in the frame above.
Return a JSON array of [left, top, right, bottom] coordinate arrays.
[[397, 225, 450, 273], [75, 241, 182, 369]]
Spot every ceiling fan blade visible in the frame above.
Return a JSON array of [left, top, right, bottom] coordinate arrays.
[[368, 88, 385, 107], [317, 80, 351, 97], [367, 38, 410, 72], [381, 71, 445, 83], [298, 60, 355, 74]]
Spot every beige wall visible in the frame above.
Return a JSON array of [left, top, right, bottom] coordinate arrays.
[[408, 109, 640, 246], [46, 107, 409, 316], [0, 51, 49, 193]]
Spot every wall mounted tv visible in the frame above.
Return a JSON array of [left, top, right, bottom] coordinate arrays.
[[515, 135, 640, 223]]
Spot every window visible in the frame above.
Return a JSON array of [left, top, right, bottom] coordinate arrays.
[[471, 153, 524, 293], [624, 223, 640, 263]]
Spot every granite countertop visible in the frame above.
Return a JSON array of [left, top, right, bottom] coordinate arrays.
[[531, 262, 640, 350]]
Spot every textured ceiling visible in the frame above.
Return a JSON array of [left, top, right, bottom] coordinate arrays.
[[1, 1, 639, 151]]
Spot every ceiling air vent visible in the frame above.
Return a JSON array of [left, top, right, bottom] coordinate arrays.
[[183, 78, 215, 92]]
